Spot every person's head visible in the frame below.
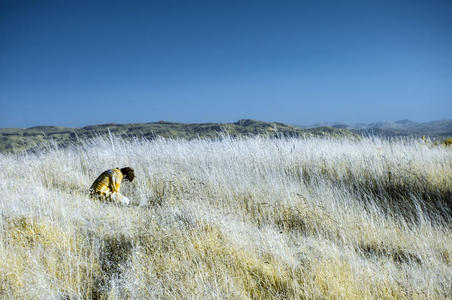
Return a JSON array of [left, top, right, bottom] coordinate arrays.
[[120, 167, 135, 182]]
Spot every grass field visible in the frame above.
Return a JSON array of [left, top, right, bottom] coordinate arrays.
[[1, 135, 451, 299]]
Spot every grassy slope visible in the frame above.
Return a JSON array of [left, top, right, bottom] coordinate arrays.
[[0, 119, 357, 153], [0, 136, 451, 299]]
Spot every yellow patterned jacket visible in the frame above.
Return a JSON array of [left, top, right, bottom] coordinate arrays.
[[89, 168, 124, 201]]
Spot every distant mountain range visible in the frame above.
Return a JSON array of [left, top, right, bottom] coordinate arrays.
[[0, 119, 355, 153], [297, 119, 452, 137], [1, 119, 450, 153]]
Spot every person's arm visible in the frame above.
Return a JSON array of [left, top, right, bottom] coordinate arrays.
[[110, 172, 130, 205], [110, 172, 121, 193]]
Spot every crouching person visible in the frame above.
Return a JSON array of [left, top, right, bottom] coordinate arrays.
[[89, 167, 135, 205]]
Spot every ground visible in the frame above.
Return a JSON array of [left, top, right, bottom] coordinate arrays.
[[1, 136, 451, 299]]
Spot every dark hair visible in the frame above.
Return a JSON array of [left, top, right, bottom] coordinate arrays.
[[120, 167, 135, 182]]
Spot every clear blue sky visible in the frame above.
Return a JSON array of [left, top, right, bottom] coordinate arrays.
[[1, 0, 451, 128]]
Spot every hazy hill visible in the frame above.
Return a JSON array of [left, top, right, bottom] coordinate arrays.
[[299, 119, 452, 137], [0, 119, 356, 153]]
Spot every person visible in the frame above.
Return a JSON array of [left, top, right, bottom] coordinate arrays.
[[89, 167, 135, 205]]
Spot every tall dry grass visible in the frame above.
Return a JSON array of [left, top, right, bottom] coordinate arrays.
[[0, 135, 451, 299]]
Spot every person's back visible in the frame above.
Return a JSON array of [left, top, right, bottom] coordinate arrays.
[[89, 167, 135, 205]]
